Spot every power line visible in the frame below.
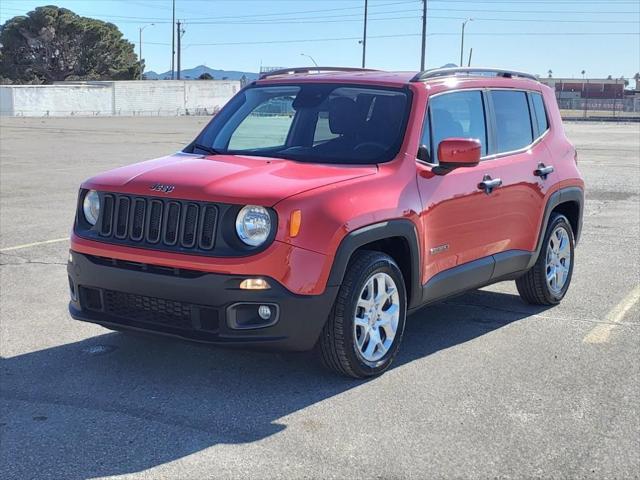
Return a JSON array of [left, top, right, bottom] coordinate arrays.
[[184, 15, 638, 25], [2, 3, 636, 23], [184, 31, 639, 47]]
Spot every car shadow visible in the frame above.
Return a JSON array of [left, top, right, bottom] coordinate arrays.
[[0, 289, 551, 479]]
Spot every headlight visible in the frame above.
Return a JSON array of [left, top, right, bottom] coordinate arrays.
[[235, 205, 271, 247], [82, 190, 100, 226]]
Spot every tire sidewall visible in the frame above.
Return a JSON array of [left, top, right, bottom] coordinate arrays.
[[342, 258, 407, 377]]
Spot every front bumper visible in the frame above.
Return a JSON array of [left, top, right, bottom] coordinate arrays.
[[67, 252, 338, 351]]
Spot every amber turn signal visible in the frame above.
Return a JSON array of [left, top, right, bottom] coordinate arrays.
[[289, 210, 302, 237]]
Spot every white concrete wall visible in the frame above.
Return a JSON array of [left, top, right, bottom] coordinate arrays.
[[184, 81, 239, 115], [113, 81, 185, 116], [0, 80, 240, 117], [2, 84, 112, 116]]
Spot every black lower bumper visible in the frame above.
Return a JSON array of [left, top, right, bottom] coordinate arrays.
[[67, 252, 338, 351]]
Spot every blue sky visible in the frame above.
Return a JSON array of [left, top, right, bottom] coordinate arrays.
[[1, 0, 639, 79]]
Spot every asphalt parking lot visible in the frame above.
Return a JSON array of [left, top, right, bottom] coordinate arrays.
[[1, 117, 638, 479]]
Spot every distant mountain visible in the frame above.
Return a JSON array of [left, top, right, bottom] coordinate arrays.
[[144, 65, 258, 81]]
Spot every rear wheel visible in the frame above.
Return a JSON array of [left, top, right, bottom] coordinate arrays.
[[516, 213, 575, 305], [319, 251, 407, 378]]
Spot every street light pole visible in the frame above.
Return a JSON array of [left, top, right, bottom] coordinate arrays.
[[300, 53, 318, 67], [460, 18, 473, 67], [138, 23, 154, 80], [361, 0, 368, 68], [171, 0, 175, 79], [420, 0, 427, 70]]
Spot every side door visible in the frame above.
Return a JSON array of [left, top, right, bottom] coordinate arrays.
[[416, 89, 508, 291], [482, 89, 549, 266]]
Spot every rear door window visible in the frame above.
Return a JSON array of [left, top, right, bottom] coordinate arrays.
[[490, 90, 534, 153], [428, 90, 487, 162]]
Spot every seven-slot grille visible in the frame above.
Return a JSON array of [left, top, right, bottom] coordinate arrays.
[[98, 193, 218, 252]]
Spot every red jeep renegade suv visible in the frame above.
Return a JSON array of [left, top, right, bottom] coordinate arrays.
[[68, 67, 584, 378]]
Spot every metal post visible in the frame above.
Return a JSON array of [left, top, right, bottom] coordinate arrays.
[[176, 21, 181, 80], [362, 0, 368, 68], [460, 19, 472, 67], [585, 79, 589, 119], [139, 28, 143, 80], [139, 24, 154, 80], [420, 0, 427, 70], [300, 53, 318, 67], [171, 0, 175, 79], [467, 47, 473, 67], [613, 78, 617, 118]]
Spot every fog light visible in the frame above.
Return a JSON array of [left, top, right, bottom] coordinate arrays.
[[258, 305, 272, 320], [239, 278, 270, 290]]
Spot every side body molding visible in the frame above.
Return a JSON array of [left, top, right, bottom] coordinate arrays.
[[327, 219, 423, 309]]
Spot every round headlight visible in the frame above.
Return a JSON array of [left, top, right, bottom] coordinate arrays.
[[235, 205, 272, 247], [83, 190, 100, 226]]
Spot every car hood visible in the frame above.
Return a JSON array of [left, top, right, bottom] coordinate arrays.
[[82, 152, 377, 206]]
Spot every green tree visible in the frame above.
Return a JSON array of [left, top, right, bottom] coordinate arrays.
[[0, 5, 140, 84], [198, 72, 213, 80]]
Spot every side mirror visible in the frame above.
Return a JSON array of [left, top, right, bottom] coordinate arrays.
[[437, 138, 481, 168]]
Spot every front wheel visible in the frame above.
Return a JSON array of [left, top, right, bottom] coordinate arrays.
[[516, 213, 575, 305], [319, 251, 407, 378]]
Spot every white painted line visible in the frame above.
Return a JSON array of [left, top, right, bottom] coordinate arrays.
[[0, 237, 69, 252], [583, 285, 640, 344]]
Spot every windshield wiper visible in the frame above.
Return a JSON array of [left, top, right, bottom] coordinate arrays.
[[193, 143, 221, 155]]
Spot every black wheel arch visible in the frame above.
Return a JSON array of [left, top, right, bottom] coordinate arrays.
[[528, 186, 583, 270], [327, 219, 422, 309]]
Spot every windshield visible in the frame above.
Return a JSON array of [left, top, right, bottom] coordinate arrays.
[[189, 83, 410, 164]]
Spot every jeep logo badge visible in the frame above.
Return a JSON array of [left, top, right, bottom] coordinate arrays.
[[150, 183, 175, 193]]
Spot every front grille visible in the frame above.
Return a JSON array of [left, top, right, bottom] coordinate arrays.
[[80, 286, 220, 333], [96, 193, 219, 253], [104, 289, 193, 328]]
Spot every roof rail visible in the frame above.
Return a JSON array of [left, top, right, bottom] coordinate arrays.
[[410, 67, 538, 82], [259, 66, 379, 80]]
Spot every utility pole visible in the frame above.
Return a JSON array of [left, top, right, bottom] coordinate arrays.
[[176, 21, 182, 80], [467, 47, 473, 67], [420, 0, 427, 70], [171, 0, 175, 79], [361, 0, 368, 68], [460, 18, 473, 67]]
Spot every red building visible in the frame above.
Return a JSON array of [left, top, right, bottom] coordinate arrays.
[[539, 78, 625, 99]]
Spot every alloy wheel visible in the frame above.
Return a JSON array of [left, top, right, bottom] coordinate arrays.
[[353, 272, 400, 362]]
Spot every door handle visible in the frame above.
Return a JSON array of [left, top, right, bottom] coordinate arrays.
[[478, 174, 502, 194], [534, 163, 554, 180]]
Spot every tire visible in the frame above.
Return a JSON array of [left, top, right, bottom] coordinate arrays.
[[516, 213, 575, 305], [319, 250, 407, 378]]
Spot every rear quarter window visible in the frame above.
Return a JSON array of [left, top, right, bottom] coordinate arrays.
[[531, 92, 549, 136], [490, 90, 533, 153]]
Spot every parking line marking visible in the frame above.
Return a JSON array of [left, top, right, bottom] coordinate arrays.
[[583, 285, 640, 344], [0, 237, 69, 252]]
